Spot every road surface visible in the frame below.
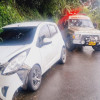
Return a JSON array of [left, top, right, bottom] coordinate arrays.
[[14, 46, 100, 100]]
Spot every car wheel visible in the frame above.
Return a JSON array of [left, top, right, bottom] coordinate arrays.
[[66, 36, 75, 51], [28, 65, 42, 91], [92, 45, 100, 51], [59, 46, 66, 64], [76, 46, 83, 51]]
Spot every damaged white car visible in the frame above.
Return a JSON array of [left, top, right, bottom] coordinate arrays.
[[0, 22, 66, 100]]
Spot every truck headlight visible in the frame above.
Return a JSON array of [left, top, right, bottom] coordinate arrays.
[[2, 49, 30, 75], [73, 34, 81, 39], [94, 37, 98, 41]]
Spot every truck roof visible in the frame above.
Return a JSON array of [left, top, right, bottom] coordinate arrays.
[[69, 15, 90, 20]]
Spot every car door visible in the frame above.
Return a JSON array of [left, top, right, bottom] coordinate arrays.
[[48, 24, 60, 60], [38, 24, 54, 73]]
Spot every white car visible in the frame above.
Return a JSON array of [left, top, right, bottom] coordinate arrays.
[[0, 21, 66, 100]]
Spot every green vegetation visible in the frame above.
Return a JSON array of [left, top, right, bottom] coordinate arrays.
[[0, 0, 80, 28], [0, 1, 24, 27], [82, 6, 100, 29], [0, 0, 100, 29]]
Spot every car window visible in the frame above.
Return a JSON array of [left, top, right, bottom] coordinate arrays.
[[39, 25, 50, 38], [0, 27, 36, 45], [48, 24, 58, 37], [63, 21, 68, 28], [69, 19, 94, 28], [38, 25, 51, 46]]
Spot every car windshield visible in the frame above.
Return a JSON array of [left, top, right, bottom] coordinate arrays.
[[0, 27, 37, 45], [69, 19, 94, 28]]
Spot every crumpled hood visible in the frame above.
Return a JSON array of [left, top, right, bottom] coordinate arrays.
[[69, 27, 100, 35], [0, 45, 30, 64]]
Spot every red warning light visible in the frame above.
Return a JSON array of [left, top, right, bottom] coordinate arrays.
[[58, 6, 83, 29]]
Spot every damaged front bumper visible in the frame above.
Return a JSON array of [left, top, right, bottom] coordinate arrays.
[[0, 73, 23, 100]]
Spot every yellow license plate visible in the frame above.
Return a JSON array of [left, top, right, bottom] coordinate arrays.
[[88, 41, 96, 46]]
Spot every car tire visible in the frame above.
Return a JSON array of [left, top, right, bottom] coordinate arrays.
[[59, 46, 66, 64], [66, 36, 75, 51], [92, 45, 100, 51], [27, 65, 42, 92], [76, 46, 83, 51]]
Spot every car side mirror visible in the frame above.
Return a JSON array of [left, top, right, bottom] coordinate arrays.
[[43, 38, 52, 45], [37, 36, 52, 48], [63, 21, 68, 29], [93, 23, 97, 29]]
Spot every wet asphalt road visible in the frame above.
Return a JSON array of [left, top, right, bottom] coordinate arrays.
[[15, 46, 100, 100]]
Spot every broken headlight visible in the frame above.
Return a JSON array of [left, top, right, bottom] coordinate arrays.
[[2, 49, 29, 75]]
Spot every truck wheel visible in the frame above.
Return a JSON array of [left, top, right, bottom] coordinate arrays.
[[92, 45, 100, 51], [66, 36, 75, 51], [28, 65, 42, 91], [59, 46, 66, 64], [76, 46, 83, 51]]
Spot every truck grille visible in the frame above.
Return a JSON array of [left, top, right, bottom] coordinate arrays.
[[82, 35, 99, 42]]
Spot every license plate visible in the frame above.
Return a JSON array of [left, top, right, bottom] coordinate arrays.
[[88, 41, 96, 46]]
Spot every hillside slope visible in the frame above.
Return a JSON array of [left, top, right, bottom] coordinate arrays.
[[0, 0, 80, 28]]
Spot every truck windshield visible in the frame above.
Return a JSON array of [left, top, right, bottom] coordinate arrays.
[[0, 27, 37, 45], [69, 19, 94, 28]]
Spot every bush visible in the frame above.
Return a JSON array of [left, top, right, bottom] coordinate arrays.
[[82, 7, 100, 29], [0, 2, 24, 27], [0, 0, 81, 28]]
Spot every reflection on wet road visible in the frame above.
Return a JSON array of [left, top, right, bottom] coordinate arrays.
[[15, 47, 100, 100]]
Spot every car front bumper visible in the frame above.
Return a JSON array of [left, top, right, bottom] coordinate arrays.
[[73, 39, 100, 46], [72, 35, 100, 46], [0, 73, 23, 100]]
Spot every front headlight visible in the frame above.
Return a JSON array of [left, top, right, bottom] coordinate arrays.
[[2, 50, 29, 75], [94, 36, 98, 41], [73, 34, 81, 39]]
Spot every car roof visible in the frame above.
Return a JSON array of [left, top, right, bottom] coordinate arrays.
[[69, 15, 90, 20], [3, 21, 55, 28]]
